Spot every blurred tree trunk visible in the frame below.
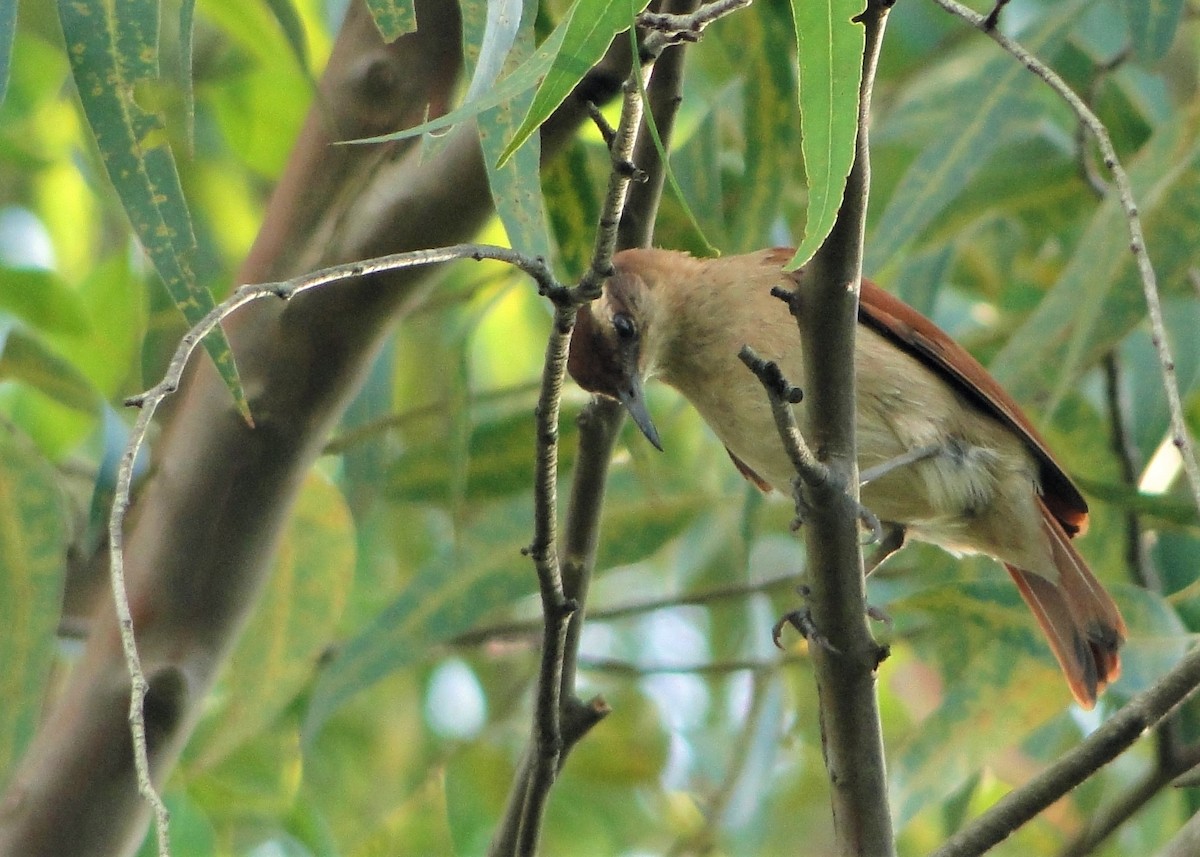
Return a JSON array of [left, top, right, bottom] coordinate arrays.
[[0, 2, 624, 853]]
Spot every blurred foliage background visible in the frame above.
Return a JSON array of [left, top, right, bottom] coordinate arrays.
[[2, 0, 1200, 854]]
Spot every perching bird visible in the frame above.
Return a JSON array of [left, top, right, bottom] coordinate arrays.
[[567, 247, 1126, 708]]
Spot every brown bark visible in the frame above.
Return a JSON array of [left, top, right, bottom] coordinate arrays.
[[0, 2, 626, 853]]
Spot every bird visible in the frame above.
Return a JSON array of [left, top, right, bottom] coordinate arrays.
[[566, 246, 1126, 709]]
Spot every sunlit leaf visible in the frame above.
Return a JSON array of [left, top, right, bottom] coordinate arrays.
[[786, 0, 864, 269], [0, 425, 67, 790], [464, 0, 554, 261], [498, 0, 650, 166], [56, 0, 248, 419], [262, 0, 312, 76]]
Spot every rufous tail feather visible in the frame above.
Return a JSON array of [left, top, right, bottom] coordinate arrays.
[[1004, 500, 1126, 709]]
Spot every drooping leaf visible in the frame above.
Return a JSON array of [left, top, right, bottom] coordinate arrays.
[[728, 4, 800, 252], [178, 0, 196, 146], [56, 0, 248, 419], [463, 0, 554, 262], [498, 0, 651, 166], [364, 0, 417, 43], [786, 0, 864, 269], [544, 139, 602, 276], [0, 424, 68, 790]]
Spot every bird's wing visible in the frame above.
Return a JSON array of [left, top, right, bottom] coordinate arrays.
[[855, 280, 1088, 536]]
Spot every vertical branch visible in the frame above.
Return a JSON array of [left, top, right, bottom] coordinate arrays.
[[492, 5, 749, 854], [787, 2, 894, 854]]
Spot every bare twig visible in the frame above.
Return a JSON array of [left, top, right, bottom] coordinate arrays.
[[1059, 741, 1200, 857], [492, 3, 754, 853], [931, 645, 1200, 857], [577, 654, 800, 676], [109, 243, 557, 856]]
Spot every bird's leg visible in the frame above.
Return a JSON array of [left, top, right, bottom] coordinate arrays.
[[772, 585, 840, 654], [859, 443, 942, 487], [772, 524, 905, 651]]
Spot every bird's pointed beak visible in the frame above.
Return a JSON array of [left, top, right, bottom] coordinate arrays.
[[617, 374, 663, 451]]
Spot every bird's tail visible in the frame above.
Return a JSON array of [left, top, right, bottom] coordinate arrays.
[[1004, 500, 1126, 709]]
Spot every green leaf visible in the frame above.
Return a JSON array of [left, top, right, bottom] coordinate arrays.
[[345, 23, 566, 146], [992, 115, 1200, 407], [498, 0, 650, 167], [1120, 0, 1185, 63], [178, 0, 196, 147], [0, 0, 16, 107], [302, 495, 538, 742], [262, 0, 312, 75], [0, 424, 68, 791], [786, 0, 864, 269], [865, 2, 1082, 275], [727, 5, 799, 252], [387, 406, 578, 504], [544, 139, 602, 275], [56, 0, 249, 420], [890, 580, 1065, 828], [0, 325, 101, 414], [364, 0, 416, 43], [0, 267, 90, 335], [189, 472, 354, 768], [1074, 477, 1200, 529], [463, 0, 554, 261]]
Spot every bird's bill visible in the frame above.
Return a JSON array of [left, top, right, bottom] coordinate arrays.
[[617, 376, 663, 451]]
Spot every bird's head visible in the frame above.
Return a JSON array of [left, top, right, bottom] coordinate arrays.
[[567, 251, 670, 451]]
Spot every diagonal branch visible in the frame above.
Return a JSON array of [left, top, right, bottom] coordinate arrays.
[[932, 644, 1200, 857]]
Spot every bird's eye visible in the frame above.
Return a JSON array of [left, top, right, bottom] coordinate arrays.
[[613, 312, 637, 341]]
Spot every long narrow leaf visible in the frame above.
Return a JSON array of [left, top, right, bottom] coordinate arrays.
[[498, 0, 651, 167], [787, 0, 864, 269], [57, 0, 248, 419]]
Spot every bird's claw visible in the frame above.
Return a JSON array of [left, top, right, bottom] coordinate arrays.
[[772, 607, 841, 655]]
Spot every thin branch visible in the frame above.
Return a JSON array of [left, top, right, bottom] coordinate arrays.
[[930, 0, 1200, 533], [931, 644, 1200, 857], [1059, 741, 1200, 857], [450, 570, 798, 649], [492, 3, 754, 852], [109, 243, 558, 856], [578, 654, 802, 676]]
